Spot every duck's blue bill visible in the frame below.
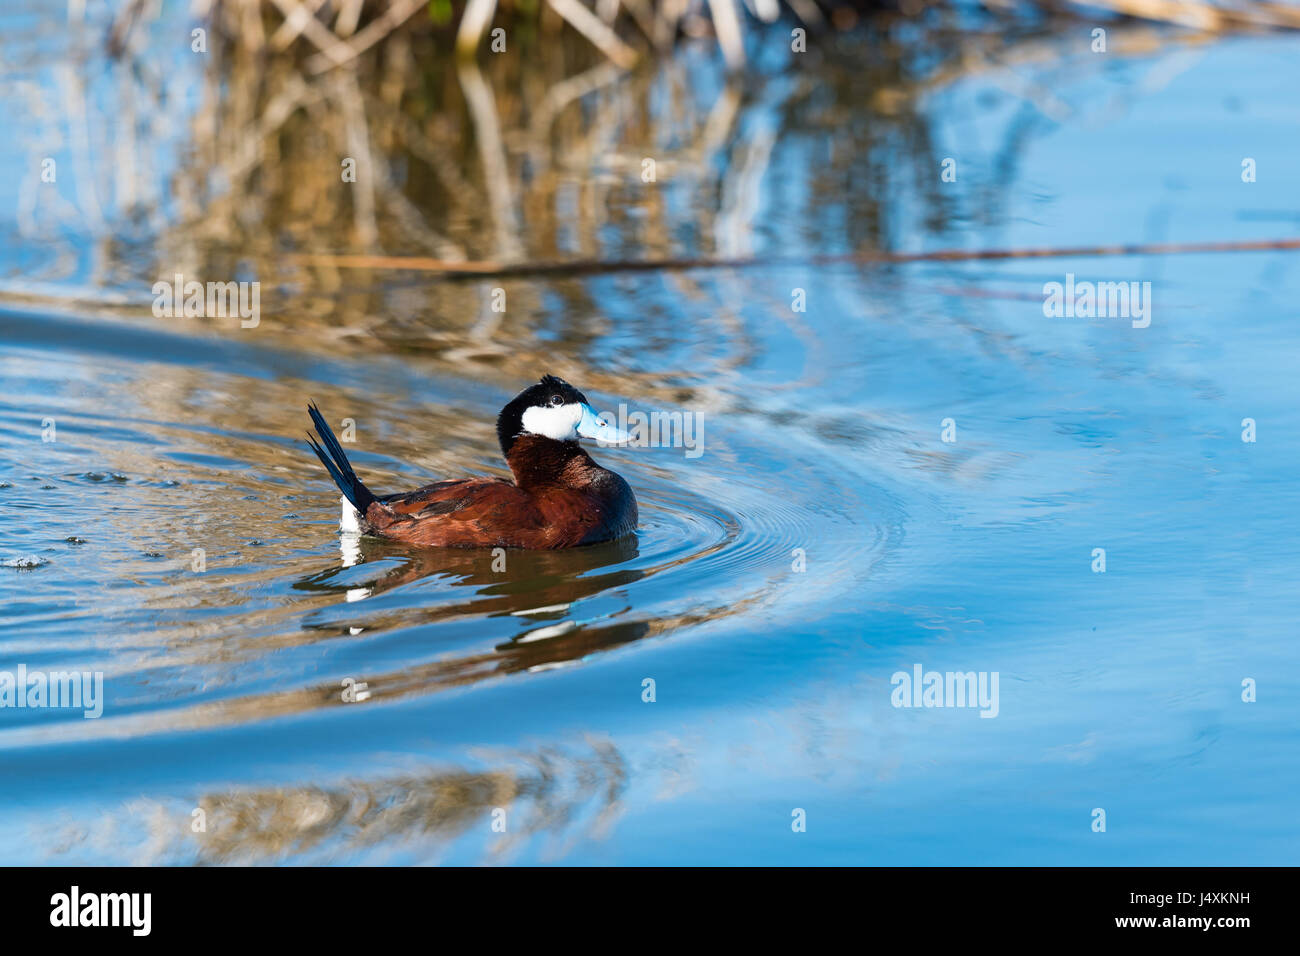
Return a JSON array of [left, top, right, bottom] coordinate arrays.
[[577, 403, 630, 444]]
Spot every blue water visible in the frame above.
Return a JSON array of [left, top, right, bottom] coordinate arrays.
[[0, 11, 1297, 863]]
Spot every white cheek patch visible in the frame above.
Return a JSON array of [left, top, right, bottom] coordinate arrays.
[[520, 403, 583, 440]]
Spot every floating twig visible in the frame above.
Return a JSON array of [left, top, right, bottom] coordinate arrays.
[[288, 237, 1300, 280]]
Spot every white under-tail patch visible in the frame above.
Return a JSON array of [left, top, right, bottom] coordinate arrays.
[[339, 496, 363, 569], [340, 496, 362, 533]]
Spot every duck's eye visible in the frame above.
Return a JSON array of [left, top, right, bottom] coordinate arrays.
[[548, 394, 563, 407]]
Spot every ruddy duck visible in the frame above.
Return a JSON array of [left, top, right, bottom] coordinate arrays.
[[305, 375, 637, 549]]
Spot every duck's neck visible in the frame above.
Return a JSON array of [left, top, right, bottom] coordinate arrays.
[[506, 434, 599, 491]]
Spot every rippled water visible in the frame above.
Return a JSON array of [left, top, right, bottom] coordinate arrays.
[[1, 13, 1299, 863]]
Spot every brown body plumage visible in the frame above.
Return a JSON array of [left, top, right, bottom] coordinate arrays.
[[360, 436, 636, 548]]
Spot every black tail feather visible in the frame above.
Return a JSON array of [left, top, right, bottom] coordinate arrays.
[[305, 402, 377, 515]]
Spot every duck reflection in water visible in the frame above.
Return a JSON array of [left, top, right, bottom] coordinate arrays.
[[294, 528, 650, 677]]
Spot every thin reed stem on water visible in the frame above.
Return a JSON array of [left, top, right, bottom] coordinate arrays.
[[286, 238, 1300, 280]]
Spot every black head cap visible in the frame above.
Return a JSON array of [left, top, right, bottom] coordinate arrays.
[[496, 374, 591, 457]]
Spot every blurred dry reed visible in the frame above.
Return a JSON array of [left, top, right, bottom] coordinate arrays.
[[200, 0, 1300, 75], [3, 0, 1298, 391]]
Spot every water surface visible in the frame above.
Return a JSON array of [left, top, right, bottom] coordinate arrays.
[[0, 11, 1297, 864]]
